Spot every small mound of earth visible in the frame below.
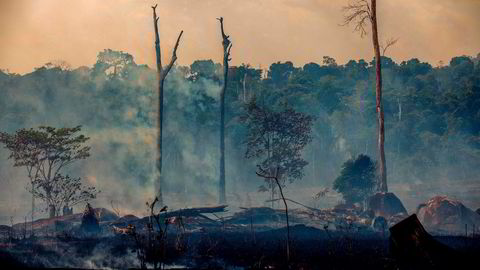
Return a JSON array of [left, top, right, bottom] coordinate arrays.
[[367, 192, 407, 219], [94, 208, 119, 222], [417, 195, 480, 234], [119, 214, 139, 221], [116, 214, 139, 224]]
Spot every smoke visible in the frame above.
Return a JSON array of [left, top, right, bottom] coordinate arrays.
[[1, 52, 480, 225], [0, 56, 263, 225]]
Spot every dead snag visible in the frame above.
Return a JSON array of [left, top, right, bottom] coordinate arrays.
[[216, 17, 232, 204], [342, 0, 387, 192], [152, 4, 184, 205]]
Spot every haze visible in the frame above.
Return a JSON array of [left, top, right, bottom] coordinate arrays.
[[1, 0, 479, 74]]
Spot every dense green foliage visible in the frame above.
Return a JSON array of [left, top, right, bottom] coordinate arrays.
[[0, 50, 479, 207], [333, 154, 376, 205]]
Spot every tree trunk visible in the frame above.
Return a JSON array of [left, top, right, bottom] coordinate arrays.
[[151, 5, 183, 205], [217, 17, 232, 204], [371, 0, 387, 192], [271, 182, 274, 208], [152, 5, 164, 205], [157, 76, 165, 205], [219, 81, 226, 204], [31, 191, 34, 236], [49, 204, 56, 218], [243, 73, 247, 102], [274, 177, 290, 263], [397, 98, 402, 121]]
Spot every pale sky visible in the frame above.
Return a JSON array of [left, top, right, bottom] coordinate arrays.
[[0, 0, 479, 74]]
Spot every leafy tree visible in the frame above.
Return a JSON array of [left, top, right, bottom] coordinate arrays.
[[449, 56, 474, 79], [33, 174, 97, 217], [93, 49, 136, 77], [190, 59, 218, 80], [267, 61, 296, 86], [323, 56, 337, 66], [241, 99, 314, 262], [303, 62, 322, 78], [333, 154, 376, 206], [0, 126, 98, 218], [229, 64, 262, 102]]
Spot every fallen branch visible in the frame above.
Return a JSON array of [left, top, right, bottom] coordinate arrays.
[[266, 198, 322, 212], [160, 205, 228, 219]]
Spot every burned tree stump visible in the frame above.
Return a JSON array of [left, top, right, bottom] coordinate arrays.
[[389, 214, 457, 268], [80, 203, 100, 233], [367, 192, 407, 219]]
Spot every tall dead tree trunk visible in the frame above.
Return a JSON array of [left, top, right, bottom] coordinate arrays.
[[370, 0, 387, 192], [217, 17, 232, 204], [152, 4, 184, 205], [343, 0, 387, 192]]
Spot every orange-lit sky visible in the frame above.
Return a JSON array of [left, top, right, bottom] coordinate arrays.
[[0, 0, 479, 74]]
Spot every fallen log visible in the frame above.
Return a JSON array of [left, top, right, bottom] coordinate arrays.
[[228, 207, 284, 224], [160, 205, 228, 220], [266, 198, 321, 212]]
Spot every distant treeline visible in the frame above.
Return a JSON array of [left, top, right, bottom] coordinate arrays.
[[0, 50, 479, 206]]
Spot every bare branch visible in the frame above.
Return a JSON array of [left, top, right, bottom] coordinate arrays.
[[217, 16, 232, 62], [110, 200, 121, 217], [147, 197, 164, 234], [227, 43, 233, 61], [162, 30, 184, 78], [255, 171, 277, 180], [341, 0, 372, 37], [381, 37, 398, 56], [152, 4, 162, 71]]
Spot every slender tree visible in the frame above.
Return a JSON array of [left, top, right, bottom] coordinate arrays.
[[151, 4, 184, 205], [217, 17, 232, 204], [342, 0, 387, 192], [241, 100, 314, 263]]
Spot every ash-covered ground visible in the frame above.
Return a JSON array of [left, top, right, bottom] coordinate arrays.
[[1, 201, 480, 269]]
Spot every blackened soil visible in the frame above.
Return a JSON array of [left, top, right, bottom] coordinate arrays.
[[1, 224, 479, 269]]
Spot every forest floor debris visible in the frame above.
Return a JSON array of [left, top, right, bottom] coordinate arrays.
[[1, 203, 480, 269]]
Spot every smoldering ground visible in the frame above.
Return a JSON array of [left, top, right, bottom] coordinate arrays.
[[1, 52, 480, 225]]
